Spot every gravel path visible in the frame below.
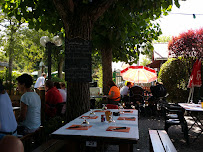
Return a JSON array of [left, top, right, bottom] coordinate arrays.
[[105, 114, 203, 152]]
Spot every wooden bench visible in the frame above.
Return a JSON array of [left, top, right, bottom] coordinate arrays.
[[32, 139, 65, 152], [19, 126, 44, 151], [149, 130, 177, 152]]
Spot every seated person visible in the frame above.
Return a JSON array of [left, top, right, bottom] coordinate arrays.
[[0, 80, 18, 139], [45, 80, 63, 118], [0, 135, 24, 152], [120, 82, 132, 102], [54, 82, 67, 103], [16, 74, 41, 135], [60, 82, 67, 92], [106, 80, 120, 104]]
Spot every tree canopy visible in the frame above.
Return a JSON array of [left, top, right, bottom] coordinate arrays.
[[1, 0, 180, 121], [168, 28, 203, 59]]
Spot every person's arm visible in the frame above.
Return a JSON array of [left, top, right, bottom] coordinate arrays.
[[17, 102, 27, 122], [108, 91, 115, 99]]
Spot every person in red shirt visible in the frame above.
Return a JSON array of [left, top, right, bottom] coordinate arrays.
[[45, 80, 63, 118]]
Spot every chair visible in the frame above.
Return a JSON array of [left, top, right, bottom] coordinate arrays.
[[163, 103, 189, 144], [106, 104, 119, 109], [128, 86, 144, 111]]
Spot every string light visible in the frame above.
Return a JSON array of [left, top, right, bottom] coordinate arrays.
[[170, 13, 203, 19]]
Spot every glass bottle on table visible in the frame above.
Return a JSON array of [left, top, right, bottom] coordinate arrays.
[[118, 103, 124, 114], [102, 104, 107, 110]]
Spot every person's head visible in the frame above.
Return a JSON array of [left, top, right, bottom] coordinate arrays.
[[16, 74, 33, 92], [107, 80, 117, 88], [126, 82, 132, 87], [54, 82, 61, 89], [60, 82, 66, 90], [42, 73, 47, 78], [0, 79, 5, 94], [0, 135, 24, 152], [45, 80, 54, 91]]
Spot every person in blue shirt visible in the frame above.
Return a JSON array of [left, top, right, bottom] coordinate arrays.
[[0, 79, 17, 139]]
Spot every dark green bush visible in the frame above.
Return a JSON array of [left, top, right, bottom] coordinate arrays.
[[158, 58, 191, 103], [51, 76, 65, 83]]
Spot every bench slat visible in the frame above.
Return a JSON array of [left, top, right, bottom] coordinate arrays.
[[158, 130, 177, 152], [149, 130, 165, 152], [32, 139, 65, 152]]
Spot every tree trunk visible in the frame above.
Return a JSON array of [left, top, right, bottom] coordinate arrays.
[[101, 48, 113, 95], [8, 56, 13, 94], [65, 14, 93, 122], [53, 0, 115, 122], [58, 56, 64, 79]]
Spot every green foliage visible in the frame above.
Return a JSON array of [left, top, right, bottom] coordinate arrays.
[[154, 36, 172, 43], [51, 76, 65, 83], [93, 64, 103, 89], [140, 57, 151, 66], [158, 58, 191, 103], [0, 69, 21, 89], [0, 68, 7, 80]]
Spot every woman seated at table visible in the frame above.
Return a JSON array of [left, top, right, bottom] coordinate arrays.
[[16, 74, 41, 135], [45, 80, 63, 118], [106, 80, 121, 105], [0, 79, 18, 139]]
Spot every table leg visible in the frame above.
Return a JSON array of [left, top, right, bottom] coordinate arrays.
[[64, 139, 80, 152], [119, 143, 133, 152], [189, 112, 203, 143]]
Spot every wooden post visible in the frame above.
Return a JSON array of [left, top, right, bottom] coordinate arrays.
[[39, 87, 45, 126]]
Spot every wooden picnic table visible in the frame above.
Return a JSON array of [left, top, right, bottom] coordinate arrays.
[[51, 109, 139, 152]]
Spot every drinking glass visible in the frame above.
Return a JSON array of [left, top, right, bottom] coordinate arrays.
[[81, 117, 89, 126], [102, 104, 107, 110], [118, 103, 124, 114], [89, 110, 96, 118]]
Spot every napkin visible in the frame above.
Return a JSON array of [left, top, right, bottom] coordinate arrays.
[[94, 110, 106, 112], [123, 110, 133, 113], [66, 125, 92, 130], [106, 126, 130, 133], [117, 117, 136, 121], [80, 116, 98, 119]]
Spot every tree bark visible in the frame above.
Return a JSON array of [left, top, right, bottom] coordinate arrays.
[[65, 14, 92, 122], [58, 56, 64, 79], [53, 0, 114, 122], [101, 48, 113, 95]]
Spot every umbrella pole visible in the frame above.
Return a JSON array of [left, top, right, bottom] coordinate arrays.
[[188, 87, 194, 103]]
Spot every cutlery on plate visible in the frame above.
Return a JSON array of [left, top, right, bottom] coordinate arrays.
[[68, 125, 82, 129], [110, 127, 127, 131]]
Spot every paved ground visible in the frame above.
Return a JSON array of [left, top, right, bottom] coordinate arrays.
[[105, 114, 203, 152]]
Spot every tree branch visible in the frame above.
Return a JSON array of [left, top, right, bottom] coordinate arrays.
[[52, 0, 74, 32], [90, 0, 116, 22]]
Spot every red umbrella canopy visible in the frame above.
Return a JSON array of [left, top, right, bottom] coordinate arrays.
[[187, 59, 202, 88], [120, 66, 157, 83]]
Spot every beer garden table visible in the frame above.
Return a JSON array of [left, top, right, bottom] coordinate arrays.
[[178, 103, 203, 142], [51, 109, 139, 152]]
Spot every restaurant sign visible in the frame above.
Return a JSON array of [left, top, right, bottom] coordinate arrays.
[[65, 38, 92, 82]]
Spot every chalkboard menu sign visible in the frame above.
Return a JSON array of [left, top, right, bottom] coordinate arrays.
[[65, 38, 92, 82]]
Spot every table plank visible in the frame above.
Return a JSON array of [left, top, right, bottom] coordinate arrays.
[[158, 130, 177, 152], [149, 130, 165, 152], [52, 109, 139, 143]]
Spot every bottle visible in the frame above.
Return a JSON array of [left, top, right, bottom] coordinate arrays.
[[101, 115, 105, 122]]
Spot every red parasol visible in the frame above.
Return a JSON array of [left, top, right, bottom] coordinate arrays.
[[120, 66, 157, 83], [187, 59, 202, 103], [187, 59, 202, 88]]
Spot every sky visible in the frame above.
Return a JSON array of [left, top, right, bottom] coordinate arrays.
[[158, 0, 203, 37]]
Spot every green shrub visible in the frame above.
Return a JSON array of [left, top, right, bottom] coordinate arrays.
[[51, 76, 65, 82], [158, 58, 191, 103]]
